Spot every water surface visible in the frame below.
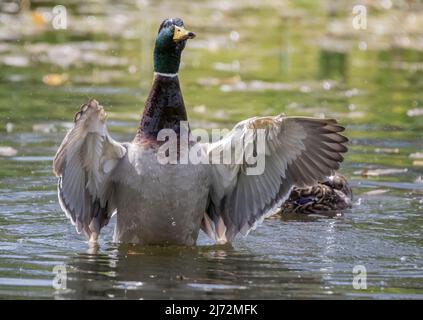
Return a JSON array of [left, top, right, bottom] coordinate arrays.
[[0, 0, 422, 299]]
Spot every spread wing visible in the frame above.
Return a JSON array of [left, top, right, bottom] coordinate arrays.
[[202, 115, 348, 243], [53, 99, 126, 242]]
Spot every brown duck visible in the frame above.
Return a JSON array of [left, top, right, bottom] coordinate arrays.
[[280, 173, 352, 214]]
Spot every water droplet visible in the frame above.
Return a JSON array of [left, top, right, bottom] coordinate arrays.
[[128, 65, 137, 74], [229, 31, 239, 42], [358, 41, 367, 51], [322, 81, 331, 90], [380, 0, 392, 10]]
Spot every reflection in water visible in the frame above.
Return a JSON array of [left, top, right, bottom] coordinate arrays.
[[56, 244, 326, 300], [319, 220, 337, 296], [319, 50, 348, 81]]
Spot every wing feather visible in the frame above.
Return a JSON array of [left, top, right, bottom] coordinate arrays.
[[53, 99, 126, 241], [203, 115, 348, 242]]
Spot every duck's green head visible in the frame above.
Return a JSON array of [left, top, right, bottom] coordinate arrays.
[[154, 18, 196, 74]]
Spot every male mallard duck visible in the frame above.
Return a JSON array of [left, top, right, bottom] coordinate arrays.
[[53, 18, 348, 245], [280, 173, 352, 214]]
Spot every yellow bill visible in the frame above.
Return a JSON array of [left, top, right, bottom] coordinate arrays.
[[173, 26, 196, 42]]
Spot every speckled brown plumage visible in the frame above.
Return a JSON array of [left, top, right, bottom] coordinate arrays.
[[279, 174, 352, 214]]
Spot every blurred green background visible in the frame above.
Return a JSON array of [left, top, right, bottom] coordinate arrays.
[[0, 0, 422, 299]]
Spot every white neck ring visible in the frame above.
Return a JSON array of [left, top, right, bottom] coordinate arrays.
[[154, 72, 178, 78]]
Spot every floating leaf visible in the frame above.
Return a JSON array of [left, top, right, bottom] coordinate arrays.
[[5, 123, 14, 133], [193, 105, 207, 114], [0, 146, 17, 157], [410, 152, 423, 159], [364, 189, 390, 195], [32, 123, 57, 133], [407, 108, 423, 117], [197, 76, 241, 87], [31, 11, 46, 27], [213, 60, 240, 72], [1, 56, 30, 67], [42, 73, 68, 86], [355, 168, 408, 177], [375, 148, 400, 154]]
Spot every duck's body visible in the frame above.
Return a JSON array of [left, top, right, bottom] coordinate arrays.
[[280, 174, 352, 214], [112, 58, 211, 244], [53, 18, 349, 246], [112, 142, 210, 245]]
